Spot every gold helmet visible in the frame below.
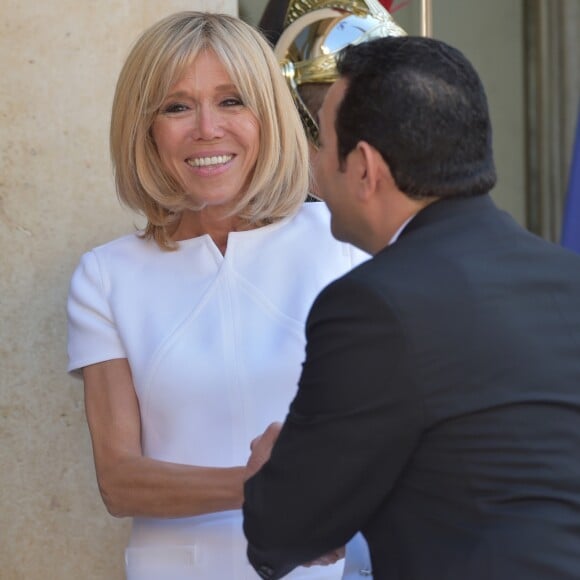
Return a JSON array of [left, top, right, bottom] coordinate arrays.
[[274, 0, 407, 146]]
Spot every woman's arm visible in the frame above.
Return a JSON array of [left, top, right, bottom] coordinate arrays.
[[83, 358, 246, 518]]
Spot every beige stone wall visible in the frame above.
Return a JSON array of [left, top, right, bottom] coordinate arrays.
[[0, 1, 235, 578]]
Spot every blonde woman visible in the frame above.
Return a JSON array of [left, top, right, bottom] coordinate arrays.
[[67, 12, 368, 579]]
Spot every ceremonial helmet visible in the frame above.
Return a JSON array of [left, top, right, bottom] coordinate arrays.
[[274, 0, 407, 146]]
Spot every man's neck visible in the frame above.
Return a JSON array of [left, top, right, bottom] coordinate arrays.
[[366, 196, 437, 255]]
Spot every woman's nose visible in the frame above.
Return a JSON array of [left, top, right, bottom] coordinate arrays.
[[194, 105, 224, 140]]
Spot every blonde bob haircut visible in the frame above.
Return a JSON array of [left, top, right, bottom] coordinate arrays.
[[111, 11, 309, 249]]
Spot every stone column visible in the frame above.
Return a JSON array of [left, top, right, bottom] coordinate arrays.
[[0, 1, 234, 578]]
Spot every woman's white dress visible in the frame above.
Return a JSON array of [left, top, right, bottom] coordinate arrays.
[[67, 203, 372, 579]]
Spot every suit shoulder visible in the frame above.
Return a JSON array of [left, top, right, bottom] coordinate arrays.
[[313, 259, 394, 317]]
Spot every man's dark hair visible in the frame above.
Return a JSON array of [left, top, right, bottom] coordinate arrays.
[[336, 36, 497, 199]]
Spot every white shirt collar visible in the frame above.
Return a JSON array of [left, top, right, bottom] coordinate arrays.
[[388, 214, 416, 246]]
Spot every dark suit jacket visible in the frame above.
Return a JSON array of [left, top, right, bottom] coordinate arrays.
[[243, 194, 580, 579]]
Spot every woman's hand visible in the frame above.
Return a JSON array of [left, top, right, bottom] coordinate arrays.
[[245, 422, 283, 479]]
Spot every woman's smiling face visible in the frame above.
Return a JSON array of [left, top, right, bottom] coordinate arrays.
[[152, 49, 260, 211]]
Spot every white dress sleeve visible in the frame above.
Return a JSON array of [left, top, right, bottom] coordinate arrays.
[[67, 250, 127, 375]]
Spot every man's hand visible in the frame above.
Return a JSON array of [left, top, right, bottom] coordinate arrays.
[[304, 546, 345, 567], [246, 422, 283, 478]]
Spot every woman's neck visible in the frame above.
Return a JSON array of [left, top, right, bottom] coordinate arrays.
[[171, 208, 250, 255]]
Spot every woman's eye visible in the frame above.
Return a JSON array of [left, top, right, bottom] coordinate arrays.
[[221, 97, 243, 107], [162, 103, 188, 114]]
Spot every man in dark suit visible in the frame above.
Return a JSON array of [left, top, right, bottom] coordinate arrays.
[[243, 36, 580, 579]]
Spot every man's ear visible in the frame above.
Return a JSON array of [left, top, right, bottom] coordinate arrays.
[[354, 141, 397, 199], [351, 141, 382, 200]]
